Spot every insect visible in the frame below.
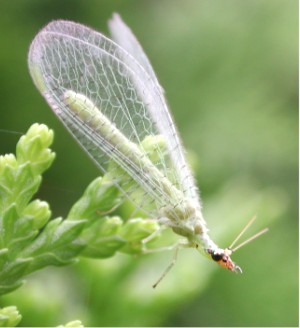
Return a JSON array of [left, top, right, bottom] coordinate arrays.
[[28, 14, 268, 286]]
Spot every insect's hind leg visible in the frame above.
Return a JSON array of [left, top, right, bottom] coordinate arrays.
[[143, 238, 190, 288], [141, 216, 174, 246], [152, 245, 180, 288], [140, 218, 191, 287], [141, 223, 167, 245]]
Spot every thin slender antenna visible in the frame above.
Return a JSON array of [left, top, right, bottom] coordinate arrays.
[[229, 215, 258, 249], [0, 129, 23, 135], [231, 228, 269, 252]]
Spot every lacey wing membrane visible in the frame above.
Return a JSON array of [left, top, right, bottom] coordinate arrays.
[[108, 15, 200, 207], [108, 13, 165, 95], [28, 20, 200, 220]]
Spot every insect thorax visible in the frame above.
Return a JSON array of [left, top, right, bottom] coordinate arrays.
[[159, 200, 212, 243]]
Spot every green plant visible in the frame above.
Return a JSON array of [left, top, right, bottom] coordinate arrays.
[[0, 123, 162, 326], [0, 123, 284, 327]]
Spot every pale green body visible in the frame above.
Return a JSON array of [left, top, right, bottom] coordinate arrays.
[[63, 90, 218, 255]]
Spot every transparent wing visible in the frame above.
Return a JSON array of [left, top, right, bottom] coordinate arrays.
[[108, 15, 200, 205], [28, 18, 201, 220], [108, 13, 165, 95]]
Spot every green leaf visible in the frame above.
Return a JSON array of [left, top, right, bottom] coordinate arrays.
[[21, 199, 51, 231], [67, 177, 122, 222], [0, 205, 18, 248], [16, 123, 55, 175], [0, 161, 41, 213], [80, 216, 126, 258], [20, 218, 87, 273], [0, 257, 32, 296]]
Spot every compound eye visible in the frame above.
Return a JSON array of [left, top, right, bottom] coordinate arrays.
[[211, 252, 223, 262]]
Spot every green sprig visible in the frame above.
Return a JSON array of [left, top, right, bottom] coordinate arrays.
[[0, 123, 175, 326], [0, 123, 162, 299], [0, 124, 86, 296]]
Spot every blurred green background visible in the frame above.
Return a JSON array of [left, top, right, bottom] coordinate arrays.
[[0, 0, 298, 326]]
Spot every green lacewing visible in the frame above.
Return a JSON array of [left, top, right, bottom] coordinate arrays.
[[28, 14, 268, 286]]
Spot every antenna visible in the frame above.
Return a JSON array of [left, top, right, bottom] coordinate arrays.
[[0, 128, 23, 135], [228, 215, 268, 252], [231, 228, 269, 252]]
